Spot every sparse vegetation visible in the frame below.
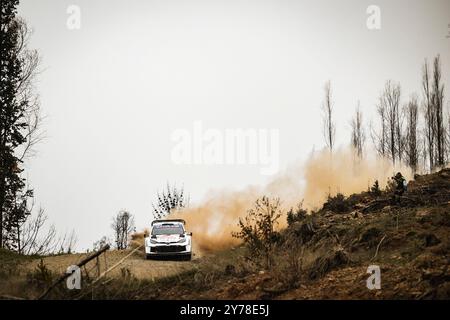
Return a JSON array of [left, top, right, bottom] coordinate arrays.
[[1, 0, 42, 251], [152, 183, 189, 219], [92, 236, 111, 251], [111, 210, 135, 250], [26, 259, 53, 290], [0, 169, 448, 300], [323, 193, 351, 213], [286, 201, 308, 226], [0, 1, 449, 302], [232, 196, 282, 268], [370, 180, 381, 196]]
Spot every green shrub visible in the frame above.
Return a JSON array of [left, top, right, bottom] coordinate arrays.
[[370, 180, 381, 196], [323, 193, 351, 213], [287, 201, 308, 226], [26, 259, 53, 289], [232, 196, 282, 268]]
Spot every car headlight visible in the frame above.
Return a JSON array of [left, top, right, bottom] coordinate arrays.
[[150, 238, 158, 244], [177, 238, 186, 243]]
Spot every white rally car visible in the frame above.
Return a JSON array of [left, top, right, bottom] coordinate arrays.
[[144, 219, 192, 260]]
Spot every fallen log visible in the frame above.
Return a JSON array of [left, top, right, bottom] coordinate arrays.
[[38, 244, 110, 300], [72, 244, 144, 300], [360, 199, 390, 213]]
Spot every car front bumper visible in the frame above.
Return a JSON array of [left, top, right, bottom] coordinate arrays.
[[145, 238, 192, 256]]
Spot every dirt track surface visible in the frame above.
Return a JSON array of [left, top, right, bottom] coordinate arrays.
[[4, 169, 449, 300], [25, 249, 199, 280]]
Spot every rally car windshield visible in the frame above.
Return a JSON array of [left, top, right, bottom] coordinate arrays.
[[152, 225, 184, 235]]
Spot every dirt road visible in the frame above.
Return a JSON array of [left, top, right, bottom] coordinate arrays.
[[25, 248, 199, 281]]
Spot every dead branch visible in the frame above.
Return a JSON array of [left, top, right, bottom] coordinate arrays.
[[38, 244, 110, 300], [371, 234, 387, 261]]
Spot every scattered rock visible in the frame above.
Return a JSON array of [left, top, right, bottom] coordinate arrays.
[[224, 264, 236, 275], [353, 211, 364, 219], [421, 233, 441, 247], [416, 209, 431, 217]]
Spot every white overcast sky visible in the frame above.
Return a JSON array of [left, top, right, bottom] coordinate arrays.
[[18, 0, 450, 250]]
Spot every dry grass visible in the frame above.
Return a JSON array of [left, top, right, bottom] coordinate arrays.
[[1, 169, 449, 300]]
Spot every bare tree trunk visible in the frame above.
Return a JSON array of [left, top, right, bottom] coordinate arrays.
[[351, 102, 365, 158], [322, 81, 335, 152], [112, 210, 135, 250], [447, 107, 450, 162], [16, 222, 21, 254], [404, 96, 419, 172], [378, 80, 402, 165], [422, 59, 435, 172], [432, 55, 446, 168], [0, 131, 6, 248]]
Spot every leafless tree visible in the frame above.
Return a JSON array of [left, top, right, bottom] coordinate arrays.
[[404, 96, 419, 172], [378, 80, 402, 165], [112, 210, 135, 250], [422, 59, 435, 171], [322, 81, 335, 152], [15, 19, 44, 161], [93, 236, 111, 252], [350, 102, 365, 159], [371, 101, 387, 157], [55, 229, 77, 254], [422, 56, 447, 171], [152, 183, 189, 219], [447, 104, 450, 161], [18, 208, 76, 255], [1, 16, 43, 249], [432, 55, 446, 167]]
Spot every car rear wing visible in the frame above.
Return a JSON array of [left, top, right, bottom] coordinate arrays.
[[151, 219, 186, 226]]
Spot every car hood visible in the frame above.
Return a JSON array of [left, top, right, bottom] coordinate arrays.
[[154, 234, 183, 243]]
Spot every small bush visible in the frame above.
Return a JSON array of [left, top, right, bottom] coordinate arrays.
[[370, 180, 381, 196], [287, 201, 308, 226], [26, 259, 53, 289], [271, 244, 304, 289], [120, 267, 133, 280], [232, 196, 282, 268], [323, 193, 351, 213], [385, 178, 396, 194], [92, 236, 111, 251]]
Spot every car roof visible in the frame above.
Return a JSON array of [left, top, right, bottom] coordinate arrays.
[[151, 219, 185, 226]]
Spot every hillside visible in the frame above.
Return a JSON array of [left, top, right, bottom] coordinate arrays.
[[148, 168, 450, 300], [1, 168, 449, 300]]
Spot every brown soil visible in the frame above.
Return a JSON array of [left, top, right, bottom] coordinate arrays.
[[1, 169, 449, 300], [23, 250, 198, 281]]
